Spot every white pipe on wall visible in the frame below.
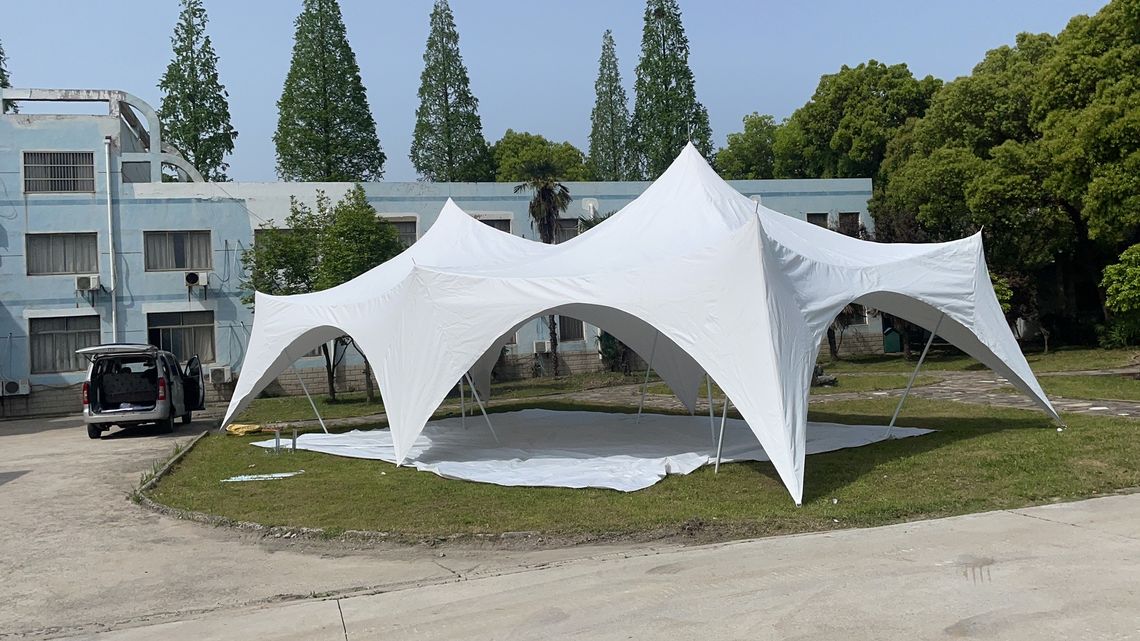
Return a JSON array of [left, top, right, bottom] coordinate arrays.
[[104, 136, 118, 342]]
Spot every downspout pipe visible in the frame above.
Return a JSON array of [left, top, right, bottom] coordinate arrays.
[[104, 136, 118, 342]]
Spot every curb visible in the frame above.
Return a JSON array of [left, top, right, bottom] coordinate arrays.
[[136, 429, 210, 495]]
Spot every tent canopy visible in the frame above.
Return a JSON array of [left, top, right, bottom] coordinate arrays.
[[222, 144, 1058, 504]]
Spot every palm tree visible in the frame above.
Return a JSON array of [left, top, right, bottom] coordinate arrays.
[[514, 159, 572, 374]]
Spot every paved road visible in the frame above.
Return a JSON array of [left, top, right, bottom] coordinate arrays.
[[3, 414, 1139, 640]]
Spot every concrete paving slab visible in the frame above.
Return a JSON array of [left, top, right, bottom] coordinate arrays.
[[74, 599, 346, 641]]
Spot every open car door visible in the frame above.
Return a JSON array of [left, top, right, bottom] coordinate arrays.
[[184, 355, 206, 411]]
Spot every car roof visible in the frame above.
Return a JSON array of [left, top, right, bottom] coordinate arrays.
[[76, 343, 163, 357]]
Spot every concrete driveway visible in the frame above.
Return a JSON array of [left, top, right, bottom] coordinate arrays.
[[1, 415, 1138, 640]]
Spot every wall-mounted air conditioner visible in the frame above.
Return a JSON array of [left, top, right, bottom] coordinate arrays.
[[75, 274, 101, 291], [533, 340, 550, 354], [184, 271, 208, 287], [0, 379, 30, 397], [210, 366, 233, 384]]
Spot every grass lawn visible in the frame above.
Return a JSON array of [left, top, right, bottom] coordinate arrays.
[[1037, 374, 1140, 402], [645, 374, 940, 399], [149, 397, 1139, 542], [236, 371, 649, 424], [820, 347, 1137, 375]]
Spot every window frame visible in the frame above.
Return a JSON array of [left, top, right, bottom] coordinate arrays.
[[381, 214, 419, 247], [22, 150, 97, 194], [28, 314, 101, 374], [558, 316, 585, 342], [146, 310, 217, 364], [143, 230, 214, 272], [806, 213, 829, 228], [25, 231, 100, 276], [471, 211, 513, 234]]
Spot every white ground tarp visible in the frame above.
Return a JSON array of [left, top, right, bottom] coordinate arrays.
[[251, 410, 933, 492], [223, 144, 1058, 504]]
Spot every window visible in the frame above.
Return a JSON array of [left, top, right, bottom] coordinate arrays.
[[23, 151, 96, 193], [26, 233, 98, 275], [144, 231, 212, 271], [147, 311, 215, 362], [29, 315, 100, 373], [480, 218, 511, 233], [806, 213, 828, 228], [386, 219, 418, 247], [838, 212, 861, 237], [559, 316, 585, 342], [839, 304, 869, 327], [555, 218, 579, 244]]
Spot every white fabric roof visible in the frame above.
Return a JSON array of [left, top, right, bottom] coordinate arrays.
[[222, 144, 1058, 504]]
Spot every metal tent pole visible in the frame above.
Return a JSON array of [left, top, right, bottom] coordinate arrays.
[[715, 395, 732, 473], [459, 378, 466, 429], [636, 332, 659, 424], [706, 374, 716, 446], [288, 348, 329, 435], [887, 313, 944, 438], [464, 371, 499, 444]]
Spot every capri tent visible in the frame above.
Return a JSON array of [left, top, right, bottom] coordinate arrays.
[[222, 144, 1058, 504]]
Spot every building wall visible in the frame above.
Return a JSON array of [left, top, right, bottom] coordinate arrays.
[[0, 90, 876, 419]]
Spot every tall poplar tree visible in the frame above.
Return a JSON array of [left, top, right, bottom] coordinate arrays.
[[274, 0, 385, 181], [157, 0, 236, 181], [629, 0, 713, 179], [586, 30, 632, 181], [410, 0, 491, 181], [0, 37, 15, 114]]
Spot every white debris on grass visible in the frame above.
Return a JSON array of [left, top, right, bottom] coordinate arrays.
[[221, 471, 305, 483]]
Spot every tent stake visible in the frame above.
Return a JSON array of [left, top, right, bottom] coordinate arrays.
[[289, 348, 329, 435], [715, 396, 732, 473], [636, 332, 659, 423], [887, 313, 944, 438], [706, 374, 716, 446], [464, 371, 499, 444]]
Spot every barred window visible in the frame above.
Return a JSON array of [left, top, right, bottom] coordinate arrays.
[[24, 152, 96, 193], [147, 311, 215, 363], [806, 213, 828, 228], [838, 212, 861, 237], [26, 233, 98, 275], [29, 315, 101, 373], [144, 231, 212, 271], [559, 316, 585, 342], [555, 218, 579, 244], [387, 219, 417, 247], [480, 218, 511, 233]]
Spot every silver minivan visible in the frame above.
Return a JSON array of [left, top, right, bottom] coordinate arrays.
[[78, 344, 205, 439]]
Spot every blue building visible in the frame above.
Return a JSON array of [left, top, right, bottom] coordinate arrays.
[[0, 88, 876, 418]]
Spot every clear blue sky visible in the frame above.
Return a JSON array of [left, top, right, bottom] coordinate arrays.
[[2, 0, 1109, 182]]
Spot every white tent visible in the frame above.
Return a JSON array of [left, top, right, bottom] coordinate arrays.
[[222, 144, 1059, 504]]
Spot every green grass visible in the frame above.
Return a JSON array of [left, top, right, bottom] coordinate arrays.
[[236, 371, 651, 424], [645, 374, 940, 398], [820, 347, 1137, 375], [149, 397, 1140, 541], [1037, 374, 1140, 402]]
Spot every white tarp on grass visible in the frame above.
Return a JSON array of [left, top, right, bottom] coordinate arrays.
[[251, 409, 933, 492]]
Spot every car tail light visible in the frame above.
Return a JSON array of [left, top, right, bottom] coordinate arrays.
[[158, 377, 167, 401], [82, 382, 90, 406]]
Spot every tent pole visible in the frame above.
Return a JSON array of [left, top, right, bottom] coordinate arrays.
[[636, 332, 659, 424], [459, 378, 466, 429], [887, 313, 944, 438], [289, 348, 329, 435], [715, 396, 732, 473], [706, 374, 716, 446], [464, 371, 499, 444]]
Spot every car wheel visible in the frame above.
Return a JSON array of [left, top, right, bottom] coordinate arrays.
[[158, 416, 176, 434], [181, 411, 192, 425], [87, 425, 103, 440]]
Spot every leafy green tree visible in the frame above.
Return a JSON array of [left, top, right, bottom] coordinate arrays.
[[410, 0, 492, 181], [274, 0, 385, 181], [1100, 244, 1140, 347], [587, 30, 633, 181], [716, 113, 778, 179], [157, 0, 236, 181], [492, 130, 587, 182], [0, 36, 16, 114], [515, 160, 572, 374], [629, 0, 713, 179]]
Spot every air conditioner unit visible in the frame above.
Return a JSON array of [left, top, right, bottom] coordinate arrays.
[[75, 274, 101, 291], [184, 271, 208, 287], [0, 379, 30, 397], [209, 366, 233, 384], [533, 340, 550, 354]]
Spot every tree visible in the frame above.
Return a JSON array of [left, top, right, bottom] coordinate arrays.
[[1100, 244, 1140, 347], [274, 0, 385, 181], [1, 36, 16, 114], [157, 0, 236, 181], [716, 113, 778, 179], [587, 30, 633, 181], [410, 0, 493, 181], [514, 160, 572, 374], [492, 130, 587, 182], [241, 187, 401, 400], [629, 0, 713, 179]]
